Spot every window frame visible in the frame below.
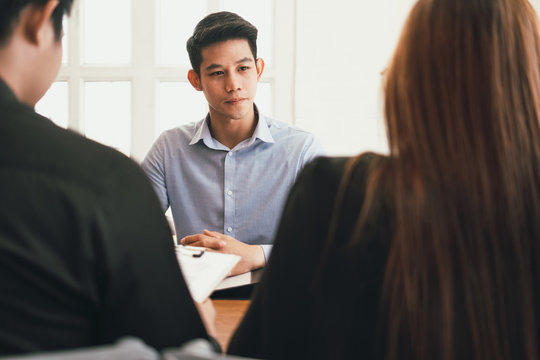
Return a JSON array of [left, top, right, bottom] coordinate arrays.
[[55, 0, 295, 161]]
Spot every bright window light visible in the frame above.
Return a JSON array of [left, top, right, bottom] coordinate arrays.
[[157, 0, 206, 66], [62, 17, 68, 65], [83, 82, 131, 155], [157, 82, 208, 136], [35, 82, 69, 129], [82, 0, 132, 65], [255, 82, 272, 118]]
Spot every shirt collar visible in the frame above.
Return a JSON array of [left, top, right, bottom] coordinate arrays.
[[189, 113, 215, 147], [247, 112, 275, 145], [189, 105, 275, 149]]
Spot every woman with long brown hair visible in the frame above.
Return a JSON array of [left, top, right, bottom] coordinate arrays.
[[227, 0, 540, 358]]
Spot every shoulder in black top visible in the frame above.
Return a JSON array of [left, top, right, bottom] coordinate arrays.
[[228, 154, 391, 359], [0, 78, 207, 355]]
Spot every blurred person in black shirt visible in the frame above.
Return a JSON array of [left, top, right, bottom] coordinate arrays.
[[0, 0, 212, 355]]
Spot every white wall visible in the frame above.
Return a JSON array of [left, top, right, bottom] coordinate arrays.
[[294, 0, 540, 156], [293, 0, 416, 156], [42, 0, 540, 158]]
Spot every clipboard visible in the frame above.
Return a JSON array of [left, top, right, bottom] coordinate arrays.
[[175, 245, 240, 303], [214, 268, 263, 291]]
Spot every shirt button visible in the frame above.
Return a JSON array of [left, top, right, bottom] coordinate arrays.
[[227, 227, 232, 233], [228, 151, 233, 156], [227, 190, 233, 196]]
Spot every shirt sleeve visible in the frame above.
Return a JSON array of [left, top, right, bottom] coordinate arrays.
[[260, 244, 272, 262], [297, 133, 326, 176], [141, 136, 170, 212]]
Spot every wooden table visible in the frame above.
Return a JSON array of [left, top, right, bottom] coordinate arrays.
[[212, 299, 251, 351]]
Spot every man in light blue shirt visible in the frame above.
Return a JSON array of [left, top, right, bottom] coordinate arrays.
[[142, 11, 323, 275]]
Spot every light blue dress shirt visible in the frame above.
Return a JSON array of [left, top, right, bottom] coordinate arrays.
[[141, 111, 324, 260]]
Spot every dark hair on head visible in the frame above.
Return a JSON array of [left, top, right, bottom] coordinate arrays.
[[0, 0, 74, 46], [379, 0, 540, 358], [186, 11, 258, 76], [320, 0, 540, 359]]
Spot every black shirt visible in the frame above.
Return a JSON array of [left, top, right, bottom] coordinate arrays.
[[0, 78, 207, 355], [228, 154, 391, 359]]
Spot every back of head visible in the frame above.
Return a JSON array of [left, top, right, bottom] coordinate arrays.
[[385, 0, 540, 172], [378, 0, 540, 358], [0, 0, 74, 47], [186, 11, 258, 76]]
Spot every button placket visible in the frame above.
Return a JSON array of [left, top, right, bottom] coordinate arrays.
[[223, 151, 236, 237]]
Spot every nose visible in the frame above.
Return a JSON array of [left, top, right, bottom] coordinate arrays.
[[225, 73, 242, 92]]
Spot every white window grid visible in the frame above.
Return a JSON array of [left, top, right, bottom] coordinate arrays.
[[53, 0, 295, 161]]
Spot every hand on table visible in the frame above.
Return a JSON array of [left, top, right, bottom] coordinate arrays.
[[180, 229, 265, 276]]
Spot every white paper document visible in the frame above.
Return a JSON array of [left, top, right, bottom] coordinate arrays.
[[175, 245, 240, 303], [214, 268, 264, 291]]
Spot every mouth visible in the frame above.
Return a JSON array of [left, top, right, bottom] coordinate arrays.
[[225, 98, 247, 105]]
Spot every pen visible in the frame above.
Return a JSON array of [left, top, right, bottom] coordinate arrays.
[[177, 245, 205, 258]]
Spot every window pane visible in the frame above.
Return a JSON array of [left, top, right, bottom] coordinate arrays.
[[82, 0, 131, 65], [35, 82, 68, 129], [157, 82, 208, 136], [62, 17, 68, 65], [157, 0, 206, 66], [84, 82, 131, 155], [255, 82, 273, 117], [223, 0, 273, 62]]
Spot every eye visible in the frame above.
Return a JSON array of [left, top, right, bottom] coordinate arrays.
[[238, 66, 249, 71], [210, 71, 224, 76]]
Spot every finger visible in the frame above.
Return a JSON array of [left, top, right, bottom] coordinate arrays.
[[199, 237, 227, 250], [203, 229, 222, 238], [180, 234, 202, 245], [184, 240, 205, 247], [203, 230, 236, 244]]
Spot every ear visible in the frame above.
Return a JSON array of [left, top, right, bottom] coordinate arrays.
[[23, 0, 60, 45], [256, 58, 265, 81], [188, 69, 203, 91]]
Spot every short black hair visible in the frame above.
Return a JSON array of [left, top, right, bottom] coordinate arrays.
[[186, 11, 258, 76], [0, 0, 74, 46]]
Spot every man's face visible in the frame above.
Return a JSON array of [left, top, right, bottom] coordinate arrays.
[[193, 39, 263, 124]]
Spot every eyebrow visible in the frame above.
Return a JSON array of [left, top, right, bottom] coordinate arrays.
[[204, 57, 254, 72]]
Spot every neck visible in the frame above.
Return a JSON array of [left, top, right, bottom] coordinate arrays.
[[208, 109, 258, 149], [0, 37, 40, 107], [0, 53, 23, 104]]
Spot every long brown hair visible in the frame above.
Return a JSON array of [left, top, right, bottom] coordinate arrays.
[[328, 0, 540, 358]]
